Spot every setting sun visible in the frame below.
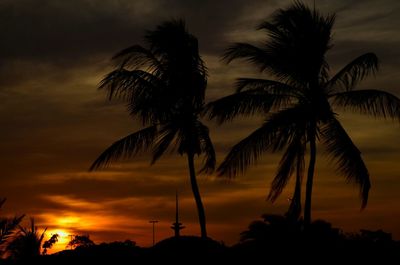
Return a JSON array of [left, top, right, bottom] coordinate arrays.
[[45, 228, 71, 253]]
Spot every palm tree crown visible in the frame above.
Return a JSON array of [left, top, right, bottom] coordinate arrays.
[[90, 20, 215, 238], [208, 1, 400, 224], [6, 218, 46, 260]]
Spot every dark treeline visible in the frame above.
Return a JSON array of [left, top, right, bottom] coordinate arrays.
[[1, 218, 399, 264]]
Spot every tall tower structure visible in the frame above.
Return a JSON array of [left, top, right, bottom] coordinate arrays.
[[171, 191, 185, 237]]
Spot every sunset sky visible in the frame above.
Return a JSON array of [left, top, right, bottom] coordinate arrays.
[[1, 0, 400, 253]]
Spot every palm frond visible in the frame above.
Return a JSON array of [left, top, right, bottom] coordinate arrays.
[[321, 117, 370, 208], [268, 134, 305, 202], [330, 89, 400, 120], [99, 69, 162, 101], [218, 106, 308, 177], [207, 89, 291, 124], [90, 125, 158, 171], [326, 53, 378, 92], [285, 153, 304, 221], [235, 78, 299, 95], [151, 124, 178, 164], [196, 122, 216, 174], [218, 124, 271, 178], [222, 43, 270, 72], [99, 69, 173, 125], [112, 45, 163, 72], [0, 215, 25, 247]]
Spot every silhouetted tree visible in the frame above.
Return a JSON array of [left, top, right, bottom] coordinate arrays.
[[42, 233, 58, 255], [208, 1, 400, 225], [240, 214, 302, 244], [90, 20, 215, 238], [7, 218, 46, 260], [67, 234, 94, 249], [0, 198, 25, 257]]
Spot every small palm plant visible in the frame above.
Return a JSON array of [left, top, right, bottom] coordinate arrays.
[[0, 199, 24, 257], [7, 218, 46, 260]]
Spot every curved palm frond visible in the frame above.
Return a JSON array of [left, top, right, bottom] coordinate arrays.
[[196, 121, 216, 174], [102, 69, 162, 99], [330, 89, 400, 120], [218, 123, 274, 178], [151, 124, 178, 164], [0, 215, 25, 247], [99, 69, 173, 125], [90, 125, 158, 171], [268, 134, 305, 202], [207, 89, 291, 124], [0, 199, 25, 251], [326, 53, 378, 93], [218, 106, 308, 177], [111, 45, 163, 72], [235, 78, 299, 95], [285, 152, 304, 221], [222, 43, 271, 72], [99, 69, 162, 101], [321, 117, 370, 208]]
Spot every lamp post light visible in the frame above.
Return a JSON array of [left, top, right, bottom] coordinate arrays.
[[149, 220, 159, 246]]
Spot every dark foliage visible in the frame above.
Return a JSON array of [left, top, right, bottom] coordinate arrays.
[[91, 19, 215, 238], [1, 226, 397, 265], [42, 234, 58, 255], [208, 0, 400, 224], [0, 199, 24, 258], [67, 235, 94, 249]]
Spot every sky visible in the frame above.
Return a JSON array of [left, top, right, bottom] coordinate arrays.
[[0, 0, 400, 253]]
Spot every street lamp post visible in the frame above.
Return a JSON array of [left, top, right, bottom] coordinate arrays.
[[149, 220, 159, 246]]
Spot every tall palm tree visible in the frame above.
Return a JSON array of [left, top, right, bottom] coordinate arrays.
[[90, 20, 215, 238], [208, 1, 400, 226]]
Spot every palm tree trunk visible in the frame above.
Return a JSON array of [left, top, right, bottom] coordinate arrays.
[[304, 129, 316, 227], [187, 153, 207, 238]]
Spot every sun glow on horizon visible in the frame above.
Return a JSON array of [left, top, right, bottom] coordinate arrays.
[[45, 228, 71, 254]]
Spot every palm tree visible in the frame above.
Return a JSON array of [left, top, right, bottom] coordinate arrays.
[[0, 198, 25, 257], [7, 218, 46, 260], [208, 1, 400, 226], [90, 20, 215, 238]]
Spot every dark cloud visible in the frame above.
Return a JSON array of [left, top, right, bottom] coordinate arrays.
[[0, 0, 149, 62], [0, 0, 260, 66]]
